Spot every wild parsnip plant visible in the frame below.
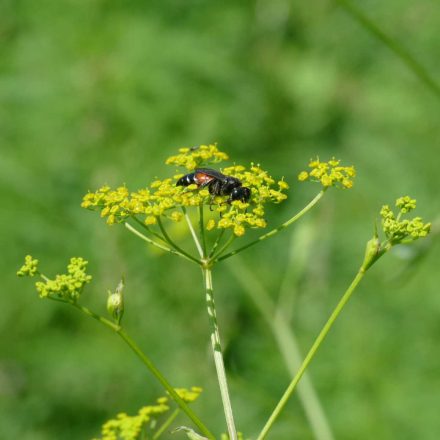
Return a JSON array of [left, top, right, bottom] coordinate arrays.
[[17, 145, 431, 440]]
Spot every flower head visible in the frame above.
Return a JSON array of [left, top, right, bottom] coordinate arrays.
[[298, 157, 355, 189], [380, 197, 431, 244], [82, 146, 289, 236]]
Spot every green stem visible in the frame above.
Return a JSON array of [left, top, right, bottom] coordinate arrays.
[[125, 222, 200, 265], [216, 190, 326, 262], [132, 216, 168, 244], [55, 299, 214, 439], [257, 267, 367, 440], [210, 232, 235, 261], [153, 409, 180, 439], [199, 205, 208, 257], [336, 0, 440, 100], [182, 207, 204, 258], [116, 329, 214, 439], [203, 267, 237, 440], [70, 302, 120, 331], [125, 222, 176, 253], [157, 217, 201, 264], [209, 228, 225, 258]]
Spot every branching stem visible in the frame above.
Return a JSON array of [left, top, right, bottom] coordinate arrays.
[[48, 297, 214, 439]]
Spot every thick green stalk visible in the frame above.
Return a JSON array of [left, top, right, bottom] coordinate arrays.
[[257, 267, 367, 440], [336, 0, 440, 100], [216, 190, 325, 262], [203, 267, 237, 440]]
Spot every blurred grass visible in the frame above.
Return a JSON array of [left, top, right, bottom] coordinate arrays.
[[1, 0, 439, 439]]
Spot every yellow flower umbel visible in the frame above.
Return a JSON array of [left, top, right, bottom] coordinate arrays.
[[93, 388, 202, 440], [165, 144, 229, 170], [298, 157, 355, 189], [82, 145, 289, 237], [17, 256, 92, 301]]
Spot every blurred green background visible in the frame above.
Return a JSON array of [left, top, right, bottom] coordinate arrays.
[[1, 0, 439, 439]]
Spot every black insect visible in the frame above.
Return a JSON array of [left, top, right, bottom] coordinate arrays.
[[176, 168, 251, 203]]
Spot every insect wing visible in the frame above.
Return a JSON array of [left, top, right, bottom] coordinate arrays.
[[194, 168, 226, 186]]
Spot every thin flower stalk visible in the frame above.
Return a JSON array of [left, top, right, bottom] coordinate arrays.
[[229, 260, 334, 440], [45, 297, 214, 439], [152, 408, 180, 440], [257, 268, 366, 440], [183, 207, 204, 258], [209, 228, 226, 258], [199, 205, 208, 257], [216, 189, 326, 262], [157, 217, 201, 264], [125, 222, 201, 265], [257, 195, 431, 439]]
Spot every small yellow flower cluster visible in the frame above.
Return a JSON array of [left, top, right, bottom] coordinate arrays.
[[17, 255, 39, 277], [380, 197, 431, 244], [165, 144, 229, 170], [82, 146, 288, 236], [173, 386, 203, 403], [34, 257, 92, 301], [298, 158, 355, 189], [93, 388, 202, 440], [81, 186, 152, 225]]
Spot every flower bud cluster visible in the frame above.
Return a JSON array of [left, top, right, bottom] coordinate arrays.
[[173, 386, 203, 403], [17, 255, 39, 277], [93, 388, 202, 440], [380, 197, 430, 244], [165, 144, 229, 170], [33, 257, 91, 301], [298, 157, 355, 189]]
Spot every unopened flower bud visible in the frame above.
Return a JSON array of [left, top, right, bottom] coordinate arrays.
[[107, 278, 124, 324], [361, 235, 382, 271]]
